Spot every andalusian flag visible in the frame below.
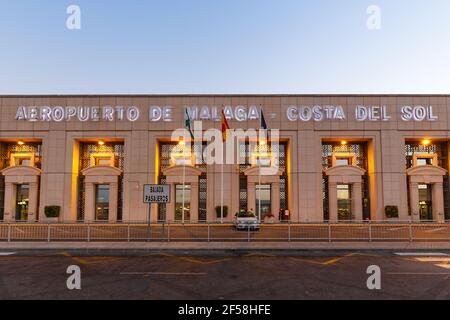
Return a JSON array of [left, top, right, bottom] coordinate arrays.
[[221, 110, 230, 142], [185, 109, 195, 140]]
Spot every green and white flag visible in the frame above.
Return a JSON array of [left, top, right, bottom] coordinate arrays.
[[185, 109, 195, 140]]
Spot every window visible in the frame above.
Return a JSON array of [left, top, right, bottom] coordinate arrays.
[[15, 157, 32, 166], [90, 153, 115, 167], [416, 158, 433, 166], [95, 157, 113, 166], [335, 157, 351, 166]]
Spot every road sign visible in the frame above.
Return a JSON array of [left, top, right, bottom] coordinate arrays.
[[143, 184, 170, 203]]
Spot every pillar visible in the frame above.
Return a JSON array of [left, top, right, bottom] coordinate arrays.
[[191, 182, 199, 222], [109, 182, 118, 223], [271, 183, 280, 221], [352, 182, 363, 221], [409, 181, 420, 222], [28, 182, 38, 222], [247, 182, 256, 214], [328, 181, 338, 222], [166, 183, 176, 222], [3, 182, 14, 222], [432, 182, 445, 223], [84, 182, 95, 222]]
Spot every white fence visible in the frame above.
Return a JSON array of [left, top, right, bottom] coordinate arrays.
[[1, 221, 450, 242]]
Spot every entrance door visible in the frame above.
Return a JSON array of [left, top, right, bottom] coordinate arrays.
[[175, 184, 191, 222], [256, 184, 271, 220], [418, 184, 433, 221], [15, 184, 29, 221], [337, 184, 352, 221], [95, 184, 110, 221]]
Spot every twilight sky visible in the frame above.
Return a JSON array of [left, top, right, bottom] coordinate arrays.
[[1, 0, 449, 94]]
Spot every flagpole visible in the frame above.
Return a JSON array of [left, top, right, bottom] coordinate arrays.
[[221, 108, 224, 224], [182, 110, 186, 224], [258, 105, 262, 223]]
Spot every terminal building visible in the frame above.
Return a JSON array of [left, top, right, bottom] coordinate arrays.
[[0, 95, 449, 223]]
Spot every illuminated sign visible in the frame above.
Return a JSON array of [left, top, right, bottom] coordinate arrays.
[[15, 105, 438, 122]]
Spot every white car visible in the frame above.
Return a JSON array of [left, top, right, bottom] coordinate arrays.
[[234, 213, 260, 231]]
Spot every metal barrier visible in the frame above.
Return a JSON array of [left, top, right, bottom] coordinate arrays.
[[0, 221, 450, 242]]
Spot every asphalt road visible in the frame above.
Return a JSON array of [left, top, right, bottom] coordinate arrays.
[[0, 250, 449, 300]]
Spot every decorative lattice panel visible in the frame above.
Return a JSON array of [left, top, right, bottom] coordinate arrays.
[[0, 142, 42, 169], [322, 143, 368, 170], [0, 175, 4, 220]]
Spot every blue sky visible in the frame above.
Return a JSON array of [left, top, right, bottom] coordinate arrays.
[[1, 0, 449, 94]]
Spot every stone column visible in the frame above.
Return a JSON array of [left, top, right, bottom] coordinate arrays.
[[432, 182, 445, 223], [352, 182, 363, 222], [190, 182, 199, 222], [271, 183, 280, 222], [328, 181, 338, 222], [28, 182, 38, 222], [84, 182, 95, 222], [247, 182, 256, 214], [165, 183, 176, 222], [109, 181, 118, 223], [3, 182, 14, 222], [409, 181, 420, 222]]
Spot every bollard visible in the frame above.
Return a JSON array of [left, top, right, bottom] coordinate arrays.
[[409, 223, 413, 242], [47, 224, 51, 242], [7, 224, 11, 242], [328, 223, 332, 243], [207, 223, 211, 242], [167, 221, 171, 242], [87, 223, 91, 242], [127, 223, 131, 242], [288, 222, 291, 242], [368, 221, 372, 243]]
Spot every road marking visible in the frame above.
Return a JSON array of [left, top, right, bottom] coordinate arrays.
[[415, 257, 450, 262], [395, 252, 448, 256], [120, 272, 206, 276], [0, 252, 15, 256], [387, 272, 450, 276], [290, 252, 380, 266]]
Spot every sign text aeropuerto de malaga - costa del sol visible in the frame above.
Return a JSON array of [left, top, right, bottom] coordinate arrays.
[[15, 105, 438, 123]]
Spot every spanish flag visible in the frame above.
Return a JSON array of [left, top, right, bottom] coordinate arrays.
[[221, 110, 230, 142]]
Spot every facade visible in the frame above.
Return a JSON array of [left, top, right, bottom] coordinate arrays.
[[0, 95, 450, 223]]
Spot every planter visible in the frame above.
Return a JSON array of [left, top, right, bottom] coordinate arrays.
[[264, 216, 275, 224], [45, 217, 59, 223]]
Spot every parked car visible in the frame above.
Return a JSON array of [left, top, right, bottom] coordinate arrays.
[[234, 210, 260, 231]]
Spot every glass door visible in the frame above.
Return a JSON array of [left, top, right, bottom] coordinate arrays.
[[175, 184, 191, 223], [337, 184, 352, 221], [418, 184, 433, 221], [15, 184, 29, 221], [95, 184, 110, 221], [256, 184, 271, 220]]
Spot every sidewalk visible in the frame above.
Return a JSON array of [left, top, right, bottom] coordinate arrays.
[[2, 241, 450, 251]]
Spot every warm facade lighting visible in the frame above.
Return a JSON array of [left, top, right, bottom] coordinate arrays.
[[178, 139, 185, 146], [17, 141, 25, 145], [98, 141, 105, 146], [422, 139, 431, 146], [259, 139, 267, 146], [341, 140, 348, 146]]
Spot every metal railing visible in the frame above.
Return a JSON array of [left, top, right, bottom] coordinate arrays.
[[1, 220, 450, 242]]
